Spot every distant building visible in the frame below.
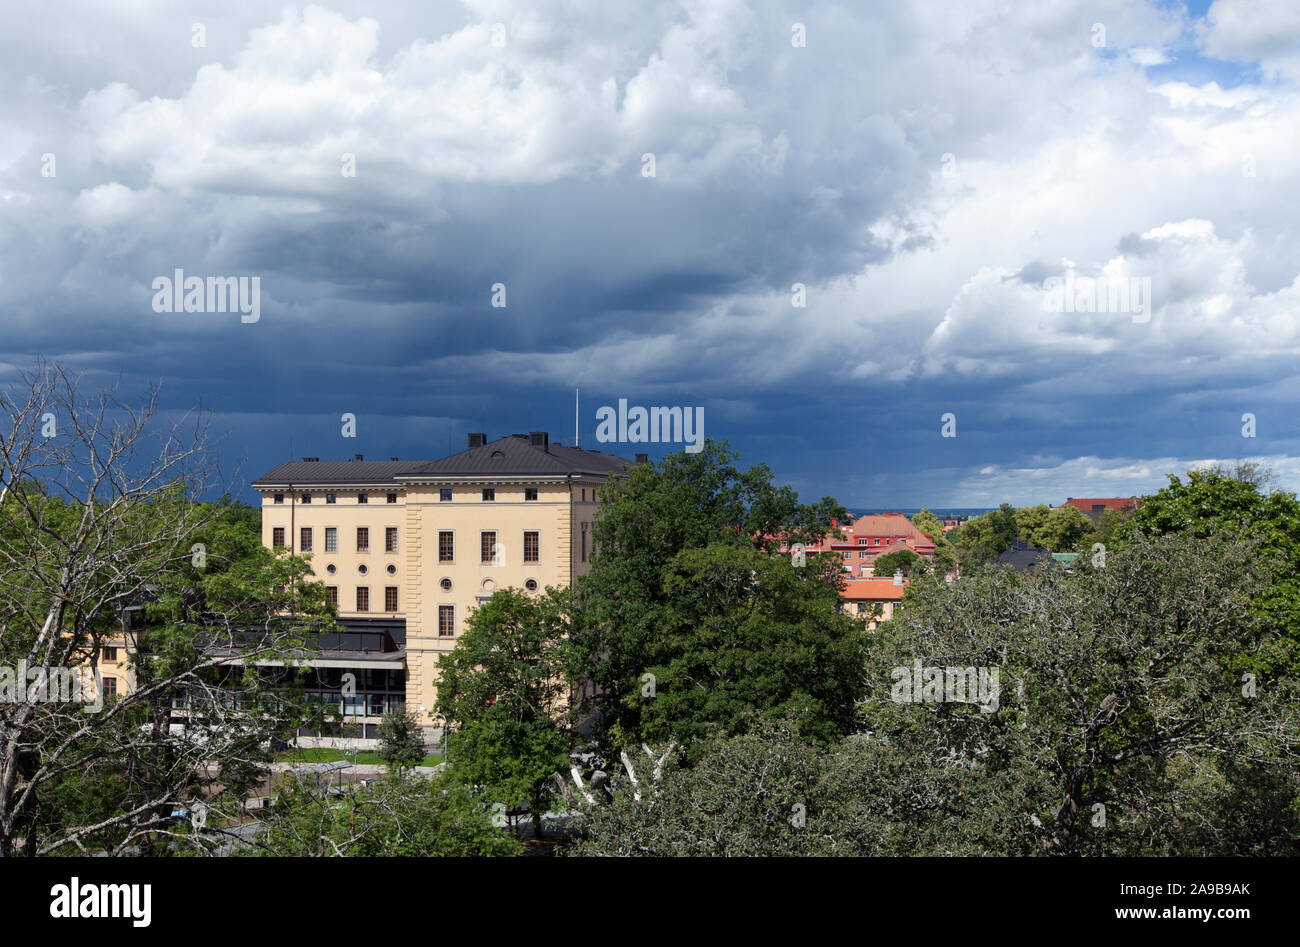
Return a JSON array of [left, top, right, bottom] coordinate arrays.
[[251, 432, 634, 738], [1062, 497, 1140, 524], [840, 574, 908, 628], [995, 539, 1055, 573], [803, 513, 937, 577]]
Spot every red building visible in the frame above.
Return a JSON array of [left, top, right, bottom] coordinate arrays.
[[1062, 497, 1140, 523], [804, 512, 936, 578]]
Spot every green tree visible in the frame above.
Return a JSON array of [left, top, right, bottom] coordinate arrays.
[[0, 365, 336, 856], [1012, 504, 1051, 545], [871, 548, 927, 577], [571, 718, 851, 856], [626, 543, 869, 756], [376, 709, 426, 774], [435, 588, 572, 836], [910, 509, 957, 574], [1117, 468, 1300, 676], [253, 772, 521, 857], [571, 441, 861, 758], [949, 503, 1019, 566], [574, 532, 1300, 855], [858, 530, 1298, 855], [1034, 504, 1093, 552]]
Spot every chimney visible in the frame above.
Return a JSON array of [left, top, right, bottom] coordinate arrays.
[[468, 433, 487, 449], [355, 453, 364, 461], [635, 453, 648, 464], [529, 431, 549, 451], [892, 570, 904, 586], [302, 457, 318, 463]]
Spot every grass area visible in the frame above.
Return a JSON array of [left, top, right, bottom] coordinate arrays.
[[278, 747, 445, 768]]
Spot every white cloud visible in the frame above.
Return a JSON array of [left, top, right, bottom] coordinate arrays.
[[951, 454, 1300, 506], [1128, 47, 1170, 67], [1200, 0, 1300, 77]]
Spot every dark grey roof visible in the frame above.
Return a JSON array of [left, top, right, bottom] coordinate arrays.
[[251, 460, 430, 487], [403, 435, 632, 478], [995, 540, 1055, 573], [252, 436, 633, 487]]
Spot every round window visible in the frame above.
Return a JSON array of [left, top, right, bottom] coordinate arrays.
[[326, 563, 337, 575], [387, 564, 397, 575], [525, 579, 538, 592], [358, 564, 368, 575], [440, 577, 453, 592]]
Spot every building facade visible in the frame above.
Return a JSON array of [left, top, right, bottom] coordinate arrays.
[[839, 575, 907, 629], [252, 432, 633, 734], [801, 512, 937, 577]]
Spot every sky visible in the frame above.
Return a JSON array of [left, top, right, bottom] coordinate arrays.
[[2, 0, 1298, 508]]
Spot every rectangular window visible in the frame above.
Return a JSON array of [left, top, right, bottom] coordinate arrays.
[[482, 488, 495, 502], [438, 605, 455, 637], [525, 487, 538, 501], [386, 492, 398, 504], [356, 527, 369, 552], [301, 493, 312, 504], [440, 488, 453, 502], [481, 531, 497, 563], [524, 531, 539, 563], [581, 488, 586, 502], [102, 647, 117, 662], [102, 677, 117, 697], [273, 493, 284, 504], [326, 586, 338, 607], [385, 527, 398, 552], [356, 587, 369, 612], [385, 587, 398, 612], [326, 493, 337, 504], [272, 527, 285, 548], [581, 525, 588, 563], [300, 527, 313, 552], [439, 531, 454, 563], [358, 492, 369, 504], [858, 538, 867, 545], [325, 527, 338, 553]]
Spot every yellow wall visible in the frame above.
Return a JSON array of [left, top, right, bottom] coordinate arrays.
[[260, 476, 606, 723]]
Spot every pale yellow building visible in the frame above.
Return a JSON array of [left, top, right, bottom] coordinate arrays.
[[839, 575, 907, 630], [252, 432, 633, 737]]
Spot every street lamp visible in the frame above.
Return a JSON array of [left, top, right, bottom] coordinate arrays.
[[432, 712, 448, 763]]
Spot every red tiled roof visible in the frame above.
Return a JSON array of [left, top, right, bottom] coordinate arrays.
[[840, 577, 908, 601], [849, 513, 935, 546]]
